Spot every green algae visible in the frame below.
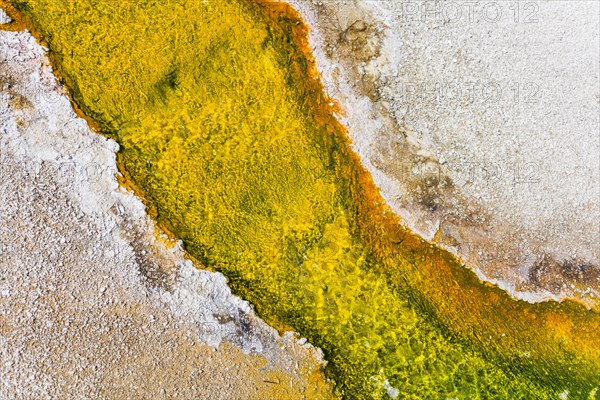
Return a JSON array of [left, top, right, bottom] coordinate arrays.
[[3, 0, 599, 398]]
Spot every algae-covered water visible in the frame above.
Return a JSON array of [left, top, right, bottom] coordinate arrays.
[[3, 0, 599, 398]]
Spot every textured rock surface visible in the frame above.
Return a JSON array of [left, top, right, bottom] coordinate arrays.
[[0, 27, 333, 399], [290, 0, 600, 307]]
